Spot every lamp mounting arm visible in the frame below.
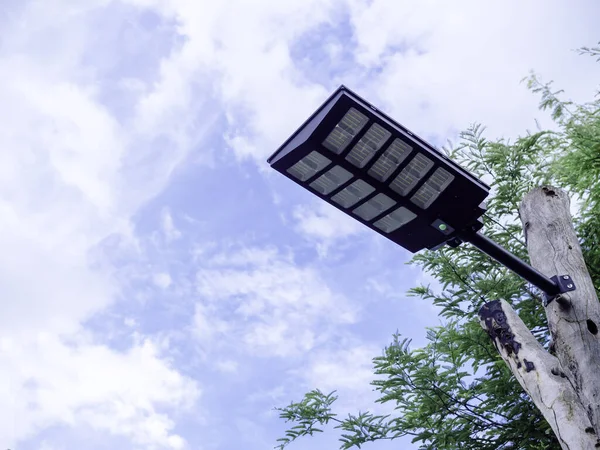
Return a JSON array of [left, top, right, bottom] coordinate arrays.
[[459, 232, 576, 306]]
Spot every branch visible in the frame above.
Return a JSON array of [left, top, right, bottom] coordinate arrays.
[[479, 299, 599, 449]]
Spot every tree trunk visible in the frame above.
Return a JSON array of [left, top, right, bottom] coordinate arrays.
[[480, 300, 597, 449], [479, 186, 600, 449]]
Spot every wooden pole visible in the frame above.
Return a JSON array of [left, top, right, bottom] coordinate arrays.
[[479, 186, 600, 449]]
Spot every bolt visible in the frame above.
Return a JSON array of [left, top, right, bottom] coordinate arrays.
[[567, 284, 574, 289], [563, 276, 570, 280]]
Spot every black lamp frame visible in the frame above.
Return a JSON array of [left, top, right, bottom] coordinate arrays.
[[267, 85, 574, 302]]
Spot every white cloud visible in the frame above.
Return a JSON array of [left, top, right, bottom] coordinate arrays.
[[299, 343, 388, 414], [305, 344, 376, 393], [125, 317, 139, 328], [122, 0, 599, 170], [123, 0, 340, 164], [153, 272, 173, 289], [346, 0, 600, 141], [38, 442, 64, 450], [292, 201, 364, 256], [0, 39, 122, 335], [194, 245, 357, 357], [0, 2, 202, 448], [193, 303, 231, 343], [1, 334, 199, 449], [215, 359, 239, 374], [161, 209, 182, 243]]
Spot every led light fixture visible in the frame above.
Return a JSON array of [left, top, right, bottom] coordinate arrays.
[[374, 207, 417, 233], [346, 123, 391, 168], [267, 85, 489, 253], [411, 167, 455, 209], [389, 153, 434, 196], [368, 138, 413, 182], [353, 193, 396, 221], [331, 179, 375, 208], [287, 151, 331, 181], [267, 85, 578, 300], [309, 165, 353, 195], [322, 107, 369, 154]]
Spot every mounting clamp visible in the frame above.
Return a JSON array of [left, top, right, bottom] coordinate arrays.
[[543, 275, 576, 306]]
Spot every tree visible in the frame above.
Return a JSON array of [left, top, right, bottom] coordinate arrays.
[[275, 43, 600, 450]]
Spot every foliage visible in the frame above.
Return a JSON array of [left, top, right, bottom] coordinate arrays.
[[275, 47, 600, 449], [578, 41, 600, 62]]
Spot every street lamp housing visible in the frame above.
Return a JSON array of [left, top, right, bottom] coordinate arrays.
[[267, 86, 490, 253]]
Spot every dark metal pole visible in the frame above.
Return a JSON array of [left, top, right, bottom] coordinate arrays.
[[462, 232, 560, 296]]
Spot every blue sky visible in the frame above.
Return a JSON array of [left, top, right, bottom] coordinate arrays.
[[1, 1, 599, 449]]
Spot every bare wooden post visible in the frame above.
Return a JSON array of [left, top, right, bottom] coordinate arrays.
[[479, 186, 600, 449]]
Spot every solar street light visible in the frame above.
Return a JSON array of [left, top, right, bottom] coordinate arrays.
[[267, 86, 574, 301]]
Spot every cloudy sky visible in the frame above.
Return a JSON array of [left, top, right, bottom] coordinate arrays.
[[1, 1, 599, 449]]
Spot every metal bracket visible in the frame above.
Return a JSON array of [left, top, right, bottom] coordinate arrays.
[[543, 275, 576, 306]]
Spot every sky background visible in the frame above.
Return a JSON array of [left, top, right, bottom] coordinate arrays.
[[1, 1, 599, 449]]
